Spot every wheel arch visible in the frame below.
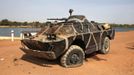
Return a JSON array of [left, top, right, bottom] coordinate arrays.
[[101, 31, 111, 40], [99, 31, 111, 50], [71, 39, 86, 50]]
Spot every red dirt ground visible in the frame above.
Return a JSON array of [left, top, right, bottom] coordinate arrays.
[[0, 31, 134, 75]]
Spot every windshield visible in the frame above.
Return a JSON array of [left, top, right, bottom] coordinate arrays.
[[37, 23, 74, 35], [45, 25, 60, 34], [37, 24, 62, 35], [36, 26, 49, 35]]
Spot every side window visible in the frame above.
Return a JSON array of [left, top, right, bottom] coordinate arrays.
[[86, 22, 99, 32], [91, 22, 100, 31], [73, 22, 83, 33], [85, 21, 93, 32], [82, 22, 89, 32]]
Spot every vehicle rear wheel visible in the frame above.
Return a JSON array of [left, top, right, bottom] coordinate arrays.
[[60, 45, 85, 68], [99, 37, 110, 54]]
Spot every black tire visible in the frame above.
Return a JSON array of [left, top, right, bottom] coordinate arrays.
[[99, 37, 110, 54], [60, 45, 85, 68]]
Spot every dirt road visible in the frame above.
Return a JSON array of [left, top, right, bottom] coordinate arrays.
[[0, 31, 134, 75]]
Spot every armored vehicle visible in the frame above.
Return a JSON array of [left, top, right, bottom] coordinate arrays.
[[20, 10, 115, 68]]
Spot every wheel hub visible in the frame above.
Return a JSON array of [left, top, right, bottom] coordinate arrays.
[[70, 54, 80, 64], [104, 39, 109, 50]]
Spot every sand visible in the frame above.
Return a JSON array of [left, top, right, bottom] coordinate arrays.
[[0, 31, 134, 75]]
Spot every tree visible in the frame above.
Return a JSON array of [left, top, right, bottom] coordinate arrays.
[[0, 19, 10, 25], [32, 21, 40, 27], [23, 22, 28, 26]]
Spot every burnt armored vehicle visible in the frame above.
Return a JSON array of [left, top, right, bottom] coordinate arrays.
[[20, 10, 115, 68]]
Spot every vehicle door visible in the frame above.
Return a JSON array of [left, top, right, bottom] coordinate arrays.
[[85, 22, 101, 54]]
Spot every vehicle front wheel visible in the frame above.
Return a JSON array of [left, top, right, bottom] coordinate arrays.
[[60, 45, 85, 68], [99, 37, 110, 54]]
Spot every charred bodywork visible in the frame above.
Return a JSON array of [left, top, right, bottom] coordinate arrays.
[[20, 11, 115, 67]]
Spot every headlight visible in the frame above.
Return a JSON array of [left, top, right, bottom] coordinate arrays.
[[47, 34, 56, 40]]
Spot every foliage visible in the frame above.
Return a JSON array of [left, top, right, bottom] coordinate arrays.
[[0, 19, 46, 28], [110, 24, 134, 28], [0, 19, 134, 28]]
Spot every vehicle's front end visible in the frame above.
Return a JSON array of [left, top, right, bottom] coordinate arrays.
[[20, 23, 75, 60], [20, 39, 66, 60]]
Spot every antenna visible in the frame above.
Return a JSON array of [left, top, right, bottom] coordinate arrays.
[[69, 9, 73, 16]]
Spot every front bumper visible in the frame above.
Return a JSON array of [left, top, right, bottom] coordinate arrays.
[[20, 47, 56, 60]]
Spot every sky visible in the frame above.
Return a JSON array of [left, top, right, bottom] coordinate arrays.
[[0, 0, 134, 24]]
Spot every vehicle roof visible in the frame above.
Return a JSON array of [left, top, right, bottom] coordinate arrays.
[[68, 15, 86, 20], [67, 15, 87, 23]]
